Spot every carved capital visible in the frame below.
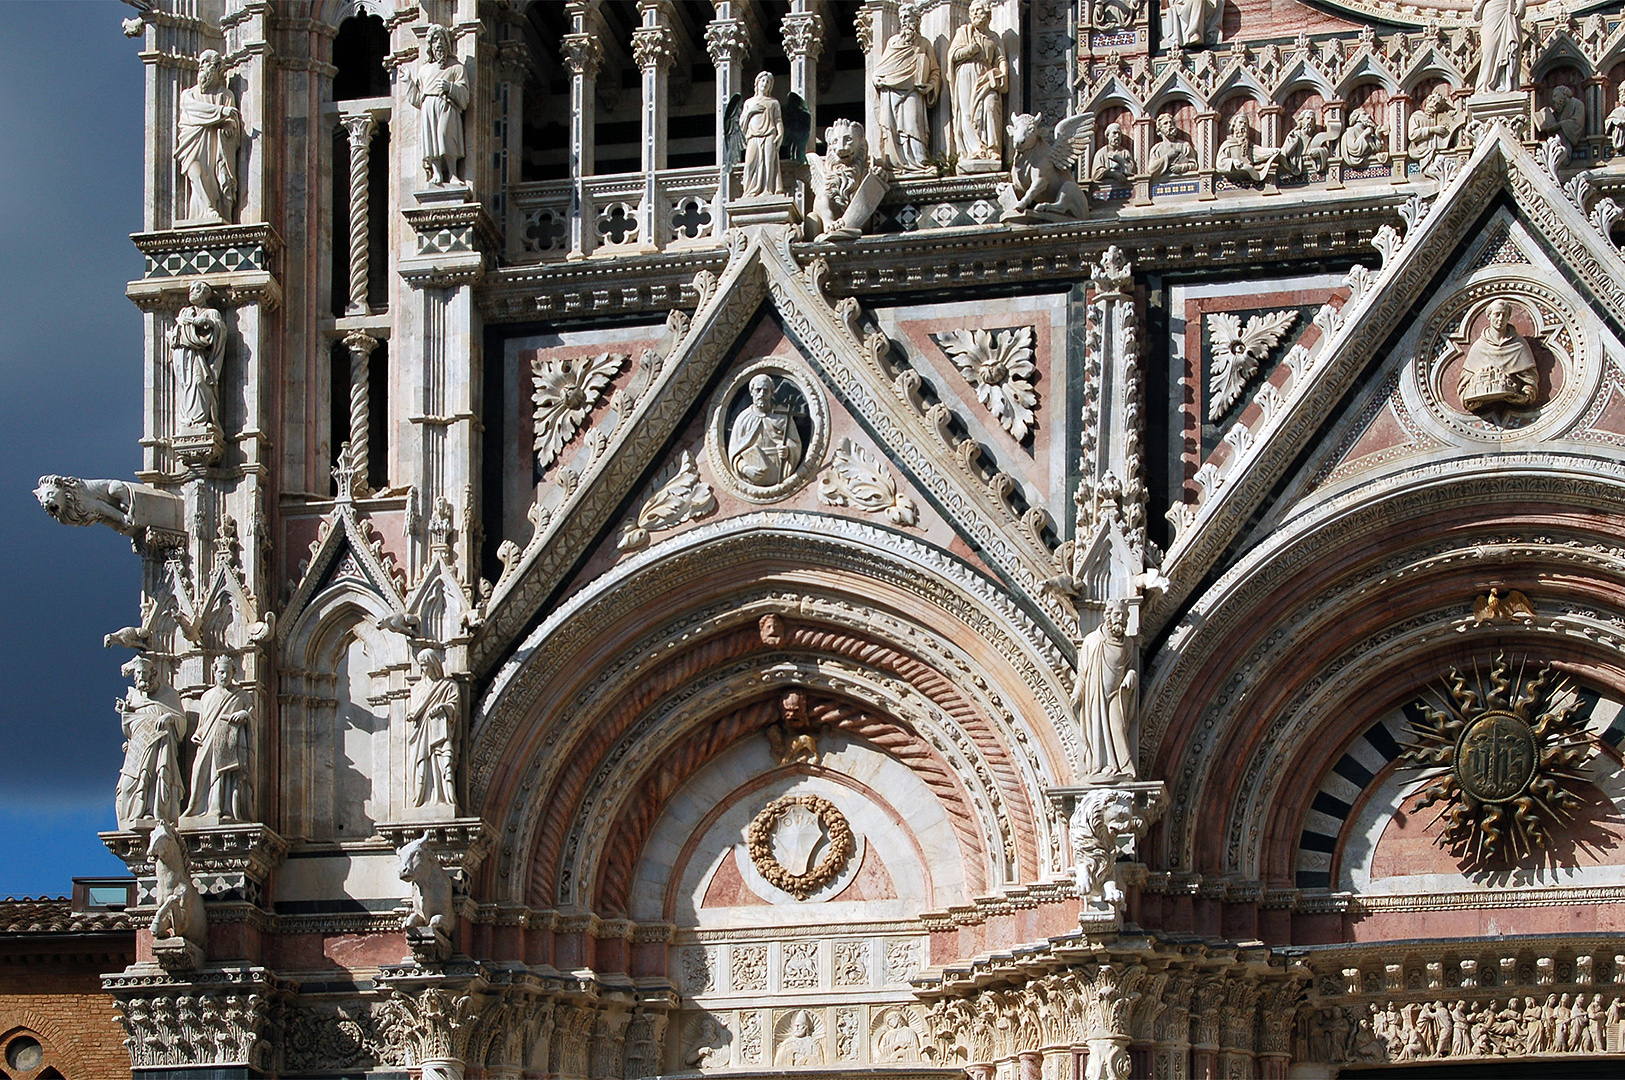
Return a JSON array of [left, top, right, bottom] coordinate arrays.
[[781, 11, 825, 61], [343, 329, 380, 358], [341, 111, 378, 149], [562, 33, 603, 80], [704, 19, 748, 65], [105, 967, 286, 1072], [632, 24, 676, 73]]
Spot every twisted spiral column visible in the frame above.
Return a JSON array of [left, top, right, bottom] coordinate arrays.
[[343, 330, 379, 495], [342, 113, 376, 315]]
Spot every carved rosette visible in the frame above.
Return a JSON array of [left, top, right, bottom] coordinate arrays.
[[746, 794, 855, 899]]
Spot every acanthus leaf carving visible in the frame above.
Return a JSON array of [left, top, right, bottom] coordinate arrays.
[[532, 351, 629, 471], [1206, 309, 1299, 420], [932, 326, 1040, 441], [818, 437, 919, 526], [617, 450, 716, 553]]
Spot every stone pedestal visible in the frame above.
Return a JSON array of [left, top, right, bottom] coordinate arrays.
[[171, 426, 225, 466], [1466, 91, 1526, 130], [728, 194, 801, 226], [151, 936, 205, 971]]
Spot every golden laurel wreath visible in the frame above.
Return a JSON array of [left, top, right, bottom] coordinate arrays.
[[746, 794, 855, 899]]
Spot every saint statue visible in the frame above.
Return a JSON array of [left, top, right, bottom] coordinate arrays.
[[1534, 85, 1585, 152], [1407, 90, 1463, 171], [948, 0, 1008, 172], [1145, 113, 1198, 177], [1165, 0, 1217, 48], [115, 656, 188, 828], [174, 49, 241, 225], [774, 1011, 825, 1067], [406, 648, 458, 807], [1459, 299, 1538, 412], [169, 281, 228, 435], [1608, 103, 1625, 153], [1091, 122, 1136, 182], [1277, 109, 1330, 178], [1338, 109, 1386, 169], [727, 374, 804, 486], [408, 25, 471, 185], [185, 655, 253, 821], [1073, 599, 1138, 781], [873, 5, 941, 177], [740, 72, 785, 198], [1216, 113, 1280, 182], [874, 1011, 922, 1062], [1474, 0, 1527, 95]]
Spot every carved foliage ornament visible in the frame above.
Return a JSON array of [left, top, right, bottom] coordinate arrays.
[[1206, 309, 1298, 421], [818, 437, 919, 526], [617, 450, 716, 552], [746, 794, 854, 899], [532, 351, 628, 470], [932, 326, 1040, 441], [1398, 653, 1596, 868]]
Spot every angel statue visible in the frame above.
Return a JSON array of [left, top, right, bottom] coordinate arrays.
[[723, 72, 811, 200], [998, 112, 1091, 223]]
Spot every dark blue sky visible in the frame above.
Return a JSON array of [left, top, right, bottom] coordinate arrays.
[[0, 2, 147, 896]]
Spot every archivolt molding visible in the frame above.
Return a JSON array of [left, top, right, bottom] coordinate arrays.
[[582, 678, 1003, 914], [473, 516, 1071, 905], [1151, 131, 1625, 638], [516, 620, 1045, 910], [1223, 603, 1625, 886], [1143, 465, 1625, 879]]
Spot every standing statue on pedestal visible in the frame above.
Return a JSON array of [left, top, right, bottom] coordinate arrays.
[[948, 0, 1008, 172], [406, 648, 458, 808], [1474, 0, 1527, 95], [408, 25, 470, 185], [174, 49, 241, 225], [873, 5, 941, 177], [1073, 599, 1139, 781], [739, 72, 786, 198], [115, 656, 188, 829], [169, 281, 227, 436], [186, 655, 253, 821], [1165, 0, 1218, 48]]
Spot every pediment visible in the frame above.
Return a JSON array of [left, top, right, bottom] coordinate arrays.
[[473, 227, 1073, 675], [276, 500, 408, 647], [1150, 126, 1625, 635]]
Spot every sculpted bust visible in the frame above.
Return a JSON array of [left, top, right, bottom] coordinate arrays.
[[728, 373, 804, 486], [1459, 299, 1538, 412]]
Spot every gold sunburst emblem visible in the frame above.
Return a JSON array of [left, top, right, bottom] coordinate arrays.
[[1398, 653, 1597, 867]]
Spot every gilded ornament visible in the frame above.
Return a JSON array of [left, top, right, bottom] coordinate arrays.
[[1398, 654, 1597, 866]]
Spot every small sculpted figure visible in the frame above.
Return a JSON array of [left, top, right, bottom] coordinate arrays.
[[1090, 122, 1136, 182], [1215, 113, 1280, 182], [1339, 108, 1387, 168], [1474, 0, 1527, 95], [1073, 599, 1138, 780], [170, 281, 228, 434], [948, 0, 1008, 171], [406, 648, 458, 807], [35, 476, 135, 532], [1459, 299, 1537, 412], [739, 72, 785, 198], [1534, 85, 1585, 152], [1070, 788, 1138, 910], [1166, 0, 1217, 48], [806, 120, 886, 241], [875, 1010, 922, 1061], [1277, 109, 1331, 178], [1608, 103, 1625, 153], [774, 1010, 825, 1067], [1408, 90, 1464, 170], [115, 656, 188, 829], [174, 49, 241, 224], [398, 834, 454, 929], [1145, 113, 1199, 177], [999, 111, 1091, 223], [873, 5, 941, 176], [148, 821, 207, 959], [185, 655, 253, 820], [408, 25, 470, 185], [728, 374, 804, 486]]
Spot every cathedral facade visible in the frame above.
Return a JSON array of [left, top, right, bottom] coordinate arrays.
[[20, 0, 1625, 1076]]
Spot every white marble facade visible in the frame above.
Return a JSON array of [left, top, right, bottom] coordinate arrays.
[[30, 1, 1625, 1077]]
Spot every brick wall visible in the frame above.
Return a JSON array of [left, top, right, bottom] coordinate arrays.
[[0, 969, 130, 1080]]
